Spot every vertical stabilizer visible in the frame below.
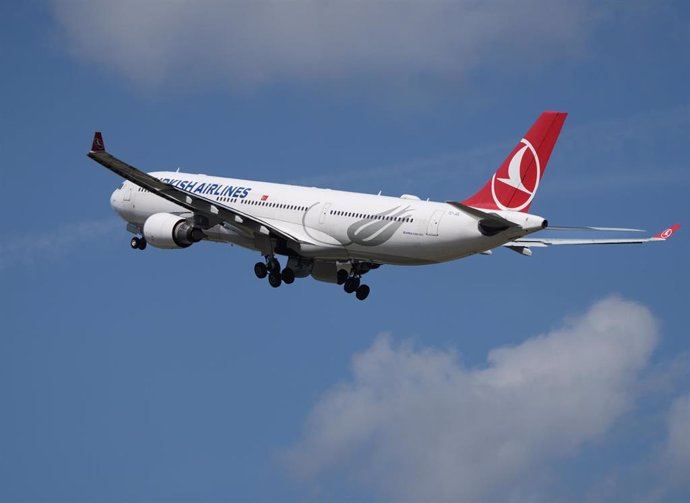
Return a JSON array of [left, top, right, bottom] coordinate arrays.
[[462, 112, 567, 213]]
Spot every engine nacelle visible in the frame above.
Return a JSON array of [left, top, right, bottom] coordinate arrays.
[[142, 213, 204, 249]]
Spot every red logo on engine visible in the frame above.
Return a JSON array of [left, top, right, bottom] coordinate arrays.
[[491, 139, 540, 211]]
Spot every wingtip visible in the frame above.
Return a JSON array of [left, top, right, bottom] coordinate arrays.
[[91, 131, 105, 152], [653, 224, 681, 240]]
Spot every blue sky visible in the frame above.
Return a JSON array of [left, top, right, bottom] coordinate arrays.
[[1, 1, 689, 502]]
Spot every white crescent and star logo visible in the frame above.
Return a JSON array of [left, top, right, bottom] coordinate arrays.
[[490, 138, 540, 211]]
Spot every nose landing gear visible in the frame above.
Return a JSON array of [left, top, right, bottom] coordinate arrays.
[[130, 236, 147, 250]]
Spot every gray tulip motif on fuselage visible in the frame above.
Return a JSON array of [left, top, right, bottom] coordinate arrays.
[[345, 205, 413, 246]]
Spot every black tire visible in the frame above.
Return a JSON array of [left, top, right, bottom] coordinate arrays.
[[254, 262, 268, 279], [355, 284, 370, 301], [344, 277, 360, 294], [268, 273, 282, 288], [130, 237, 140, 249], [336, 269, 349, 285], [138, 238, 147, 250], [281, 267, 295, 284]]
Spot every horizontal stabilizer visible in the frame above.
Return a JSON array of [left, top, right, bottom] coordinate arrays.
[[504, 224, 680, 248], [547, 226, 645, 232]]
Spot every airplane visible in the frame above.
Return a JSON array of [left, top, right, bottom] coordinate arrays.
[[88, 112, 680, 300]]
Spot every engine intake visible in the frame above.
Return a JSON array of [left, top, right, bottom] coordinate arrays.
[[143, 213, 204, 249]]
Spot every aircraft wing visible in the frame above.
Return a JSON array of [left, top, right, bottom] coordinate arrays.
[[87, 132, 315, 245], [504, 224, 680, 248]]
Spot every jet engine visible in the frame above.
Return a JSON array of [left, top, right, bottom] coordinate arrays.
[[142, 213, 204, 249]]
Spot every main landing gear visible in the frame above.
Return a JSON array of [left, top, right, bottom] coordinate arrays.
[[254, 256, 295, 288], [130, 236, 147, 250], [337, 265, 370, 301], [253, 255, 374, 301]]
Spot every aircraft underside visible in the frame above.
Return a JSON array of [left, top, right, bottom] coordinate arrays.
[[124, 213, 471, 301]]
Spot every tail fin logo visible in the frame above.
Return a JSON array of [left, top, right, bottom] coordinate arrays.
[[490, 138, 540, 211], [91, 132, 105, 152]]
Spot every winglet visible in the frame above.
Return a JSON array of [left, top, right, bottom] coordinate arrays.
[[91, 132, 105, 152], [652, 224, 681, 240]]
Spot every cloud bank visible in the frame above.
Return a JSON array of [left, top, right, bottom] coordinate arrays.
[[52, 0, 592, 89], [286, 297, 659, 502], [661, 394, 690, 487]]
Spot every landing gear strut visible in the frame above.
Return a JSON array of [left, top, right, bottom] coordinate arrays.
[[130, 236, 147, 250], [267, 257, 280, 274]]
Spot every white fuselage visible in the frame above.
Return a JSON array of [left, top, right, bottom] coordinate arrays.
[[110, 171, 545, 265]]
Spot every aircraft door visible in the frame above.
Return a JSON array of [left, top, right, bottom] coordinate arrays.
[[319, 203, 332, 226], [426, 210, 444, 236], [122, 185, 131, 201]]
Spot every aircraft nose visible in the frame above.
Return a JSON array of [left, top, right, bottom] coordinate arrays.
[[110, 188, 122, 212]]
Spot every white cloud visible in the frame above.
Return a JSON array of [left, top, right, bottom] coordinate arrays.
[[661, 394, 690, 487], [285, 297, 659, 502], [52, 0, 592, 89]]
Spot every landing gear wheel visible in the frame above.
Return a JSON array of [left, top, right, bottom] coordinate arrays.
[[130, 237, 146, 250], [344, 276, 360, 294], [268, 273, 282, 288], [355, 284, 370, 301], [336, 269, 349, 285], [281, 267, 295, 284], [267, 257, 281, 274], [254, 262, 268, 279]]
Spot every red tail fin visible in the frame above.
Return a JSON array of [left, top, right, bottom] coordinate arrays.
[[462, 111, 567, 213]]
